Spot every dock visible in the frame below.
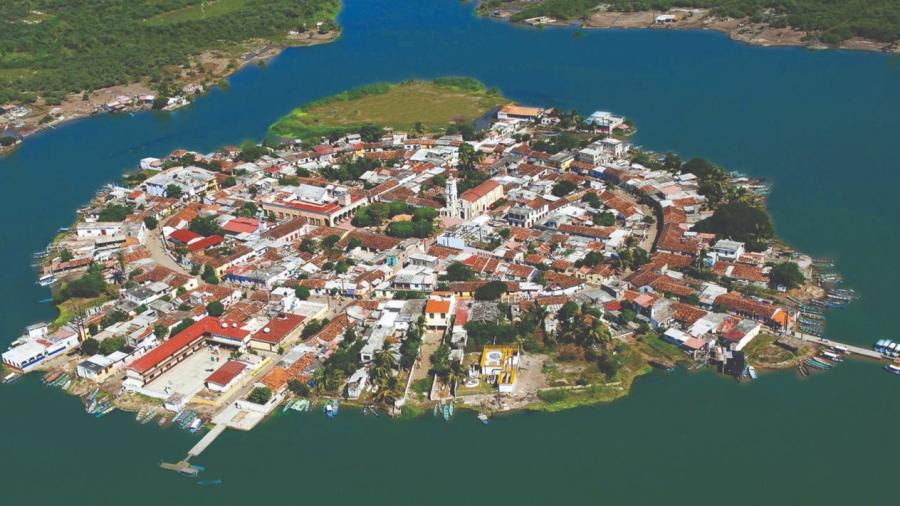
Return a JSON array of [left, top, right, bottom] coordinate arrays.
[[159, 424, 226, 475], [786, 331, 885, 360], [188, 423, 226, 457]]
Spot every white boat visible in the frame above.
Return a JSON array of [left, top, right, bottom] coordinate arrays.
[[477, 413, 489, 424], [37, 274, 55, 286], [885, 364, 900, 376], [747, 366, 759, 380]]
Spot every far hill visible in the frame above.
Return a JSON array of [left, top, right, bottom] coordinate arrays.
[[269, 78, 508, 141]]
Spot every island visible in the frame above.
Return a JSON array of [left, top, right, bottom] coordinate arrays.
[[2, 78, 876, 464], [0, 0, 341, 155], [477, 0, 899, 53]]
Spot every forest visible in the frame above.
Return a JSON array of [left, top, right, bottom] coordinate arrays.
[[489, 0, 899, 45], [0, 0, 340, 104]]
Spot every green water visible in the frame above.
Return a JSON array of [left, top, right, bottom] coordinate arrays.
[[1, 1, 899, 504]]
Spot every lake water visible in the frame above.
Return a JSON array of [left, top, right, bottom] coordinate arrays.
[[1, 1, 899, 503]]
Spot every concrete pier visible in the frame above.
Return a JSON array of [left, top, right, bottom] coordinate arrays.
[[786, 331, 885, 360], [188, 423, 226, 457]]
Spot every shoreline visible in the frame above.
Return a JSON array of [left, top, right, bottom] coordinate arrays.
[[0, 30, 341, 159], [479, 7, 898, 55]]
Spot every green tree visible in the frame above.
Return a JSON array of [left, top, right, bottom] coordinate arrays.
[[81, 337, 99, 355], [206, 300, 225, 317], [474, 280, 506, 301], [165, 184, 183, 199], [551, 180, 578, 197], [201, 264, 219, 284], [769, 262, 804, 289], [445, 262, 475, 281], [143, 216, 158, 230], [248, 387, 272, 405], [294, 285, 310, 300]]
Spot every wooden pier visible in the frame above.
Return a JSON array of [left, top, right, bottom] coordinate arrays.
[[786, 331, 884, 360]]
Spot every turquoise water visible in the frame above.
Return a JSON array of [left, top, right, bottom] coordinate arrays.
[[1, 1, 899, 503]]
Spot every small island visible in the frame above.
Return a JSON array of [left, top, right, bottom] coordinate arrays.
[[0, 0, 342, 155], [2, 78, 874, 464]]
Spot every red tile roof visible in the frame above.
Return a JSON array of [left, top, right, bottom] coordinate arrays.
[[188, 234, 224, 252], [205, 360, 247, 387], [129, 317, 249, 374], [169, 228, 202, 244], [222, 217, 260, 234], [250, 314, 305, 345]]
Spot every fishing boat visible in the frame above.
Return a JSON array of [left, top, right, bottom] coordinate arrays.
[[885, 364, 900, 376], [821, 350, 843, 362], [477, 413, 489, 425], [747, 366, 758, 380], [435, 400, 454, 421], [96, 405, 115, 418], [324, 399, 339, 418], [805, 358, 829, 371]]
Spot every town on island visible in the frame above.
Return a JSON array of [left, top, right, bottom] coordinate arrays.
[[2, 78, 887, 471]]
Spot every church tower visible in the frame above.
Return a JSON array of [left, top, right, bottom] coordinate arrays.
[[445, 175, 459, 218]]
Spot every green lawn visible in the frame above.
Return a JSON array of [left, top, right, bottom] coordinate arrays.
[[145, 0, 249, 25], [269, 78, 508, 139]]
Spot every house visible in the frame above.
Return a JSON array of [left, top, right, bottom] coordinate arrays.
[[425, 296, 457, 330], [249, 314, 306, 352], [480, 345, 520, 393], [497, 105, 544, 122], [711, 239, 745, 261], [346, 368, 369, 400], [205, 360, 249, 392], [2, 325, 80, 373]]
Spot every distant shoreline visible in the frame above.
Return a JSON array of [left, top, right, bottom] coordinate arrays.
[[0, 30, 340, 159], [479, 7, 898, 55]]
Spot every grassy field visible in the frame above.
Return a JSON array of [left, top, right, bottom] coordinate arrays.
[[269, 78, 508, 140], [145, 0, 250, 25]]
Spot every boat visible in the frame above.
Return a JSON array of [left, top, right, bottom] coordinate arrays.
[[189, 418, 203, 433], [292, 399, 310, 412], [805, 359, 829, 371], [2, 372, 20, 384], [747, 366, 758, 380], [197, 479, 223, 486], [37, 274, 55, 287], [436, 400, 454, 421], [798, 363, 809, 377], [324, 399, 339, 418], [282, 399, 296, 412], [477, 413, 489, 425], [885, 364, 900, 376], [157, 415, 169, 426], [821, 350, 843, 362]]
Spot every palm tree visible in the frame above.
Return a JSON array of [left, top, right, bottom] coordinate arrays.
[[445, 362, 464, 397]]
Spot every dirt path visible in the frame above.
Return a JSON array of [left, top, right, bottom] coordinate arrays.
[[145, 231, 190, 276], [409, 330, 444, 384]]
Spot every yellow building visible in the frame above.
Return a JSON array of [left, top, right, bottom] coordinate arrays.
[[480, 345, 520, 393], [460, 180, 504, 220]]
